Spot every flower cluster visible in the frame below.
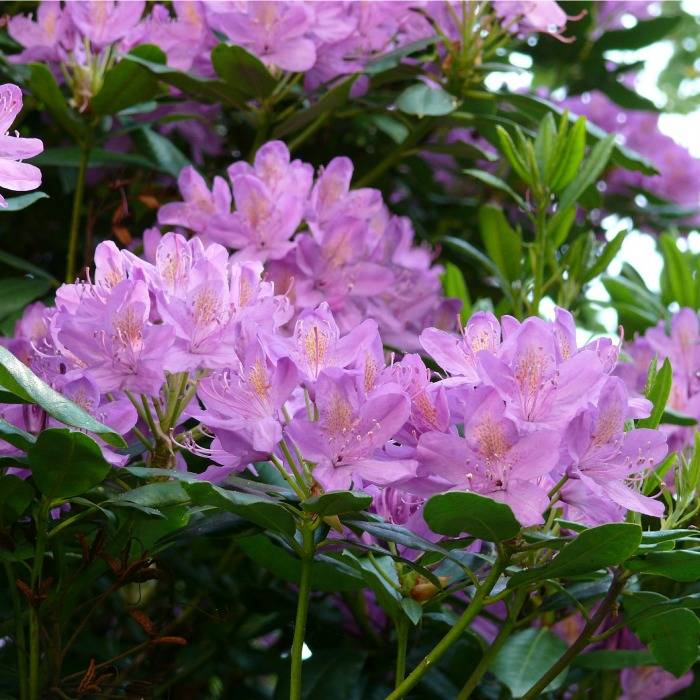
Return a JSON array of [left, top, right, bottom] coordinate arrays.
[[558, 90, 700, 216], [0, 83, 43, 207], [617, 307, 700, 455], [155, 140, 460, 350]]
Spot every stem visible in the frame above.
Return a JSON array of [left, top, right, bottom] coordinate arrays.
[[385, 555, 508, 700], [280, 439, 310, 497], [65, 140, 91, 283], [29, 499, 50, 700], [270, 455, 307, 501], [290, 524, 315, 700], [5, 561, 29, 700], [456, 587, 528, 700], [394, 615, 410, 689], [520, 569, 630, 700]]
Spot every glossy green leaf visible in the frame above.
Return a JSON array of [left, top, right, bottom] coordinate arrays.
[[495, 125, 532, 185], [28, 63, 87, 140], [28, 429, 111, 500], [424, 492, 521, 542], [625, 591, 700, 677], [462, 169, 528, 210], [572, 650, 656, 670], [441, 261, 471, 323], [490, 628, 569, 697], [184, 480, 297, 538], [0, 474, 35, 525], [661, 408, 698, 427], [120, 51, 247, 108], [638, 357, 672, 430], [238, 534, 363, 591], [342, 551, 402, 620], [0, 418, 35, 451], [401, 597, 423, 625], [396, 83, 459, 117], [91, 45, 164, 115], [534, 112, 557, 184], [33, 145, 156, 170], [211, 43, 277, 100], [625, 550, 700, 581], [550, 134, 615, 231], [0, 345, 126, 448], [273, 76, 356, 139], [302, 490, 372, 517], [584, 229, 627, 283], [364, 36, 438, 74], [478, 204, 522, 283], [1, 192, 49, 212], [0, 277, 51, 322], [659, 233, 695, 307], [594, 16, 682, 51], [550, 116, 587, 192], [131, 127, 190, 178], [111, 481, 190, 510], [509, 523, 642, 588]]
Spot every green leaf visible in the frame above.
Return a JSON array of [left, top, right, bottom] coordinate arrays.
[[211, 44, 277, 100], [272, 76, 356, 139], [550, 116, 587, 192], [659, 233, 696, 307], [424, 492, 521, 542], [0, 278, 51, 322], [573, 650, 656, 670], [131, 127, 190, 178], [33, 146, 156, 170], [499, 93, 657, 176], [28, 63, 87, 140], [396, 83, 459, 117], [342, 550, 402, 620], [638, 357, 672, 430], [495, 125, 533, 186], [111, 481, 190, 511], [120, 52, 247, 109], [401, 597, 423, 625], [478, 204, 522, 283], [91, 45, 165, 116], [462, 169, 528, 210], [624, 591, 700, 677], [490, 628, 569, 697], [302, 490, 372, 517], [625, 550, 700, 581], [583, 229, 627, 283], [184, 481, 296, 539], [509, 523, 642, 588], [594, 16, 682, 51], [440, 261, 471, 323], [0, 418, 36, 451], [1, 192, 49, 212], [534, 112, 557, 185], [364, 36, 438, 74], [0, 345, 126, 448], [661, 408, 698, 427], [550, 134, 616, 232], [0, 474, 35, 525], [238, 534, 363, 592], [0, 249, 57, 285], [28, 429, 111, 500]]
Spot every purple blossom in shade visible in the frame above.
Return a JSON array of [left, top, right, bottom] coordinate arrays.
[[228, 141, 313, 202], [207, 173, 303, 263], [7, 2, 74, 64], [57, 279, 174, 395], [595, 1, 658, 32], [557, 478, 626, 527], [620, 663, 693, 700], [492, 0, 582, 42], [0, 84, 43, 207], [286, 367, 416, 492], [65, 0, 146, 51], [158, 166, 231, 236], [559, 377, 667, 518], [205, 1, 316, 73], [417, 386, 559, 527]]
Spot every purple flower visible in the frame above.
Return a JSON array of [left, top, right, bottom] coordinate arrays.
[[66, 0, 146, 51], [0, 84, 43, 207], [286, 367, 416, 492], [493, 1, 582, 42]]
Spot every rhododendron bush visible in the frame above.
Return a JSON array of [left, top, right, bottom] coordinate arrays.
[[3, 1, 700, 699]]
